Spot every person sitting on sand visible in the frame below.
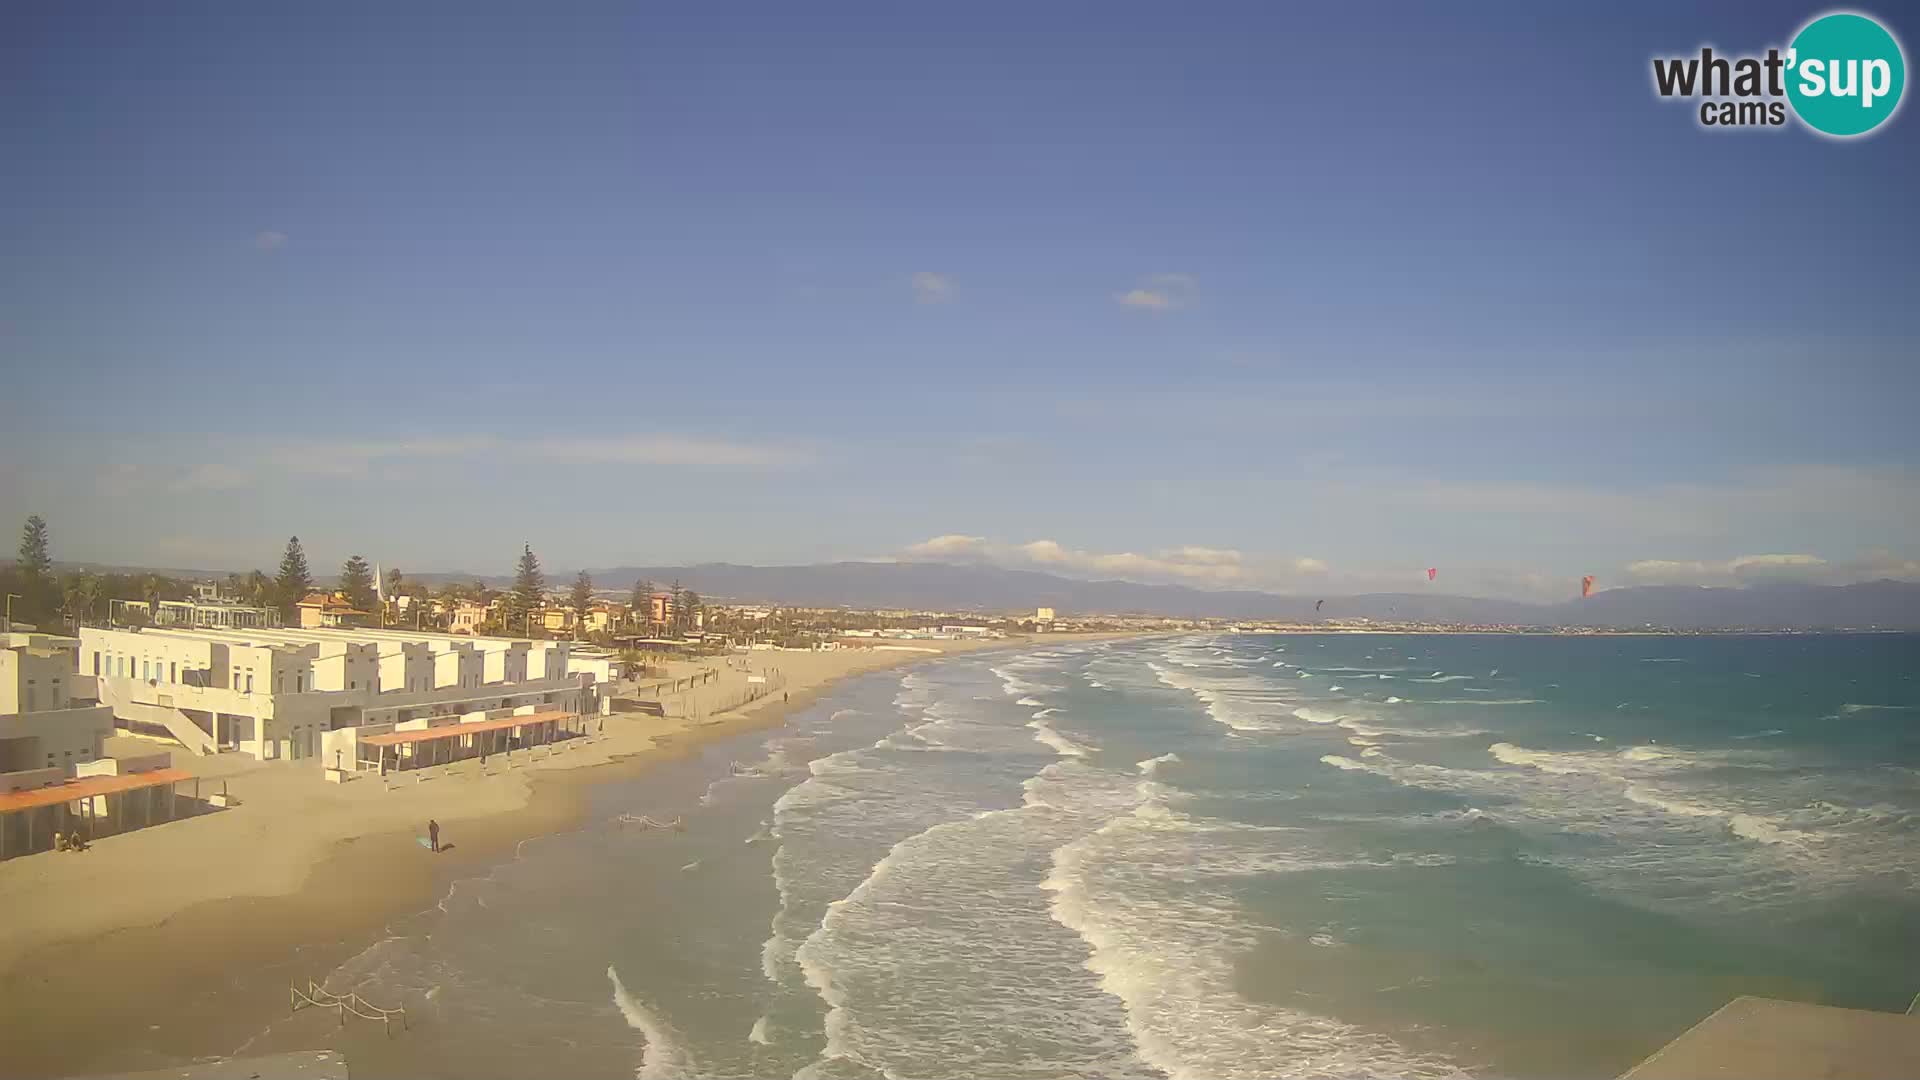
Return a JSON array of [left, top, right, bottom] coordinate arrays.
[[53, 831, 67, 852]]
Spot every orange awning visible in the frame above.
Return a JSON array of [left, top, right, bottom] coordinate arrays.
[[361, 710, 576, 748], [0, 768, 193, 815]]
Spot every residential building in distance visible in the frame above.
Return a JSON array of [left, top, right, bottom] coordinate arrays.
[[584, 602, 627, 635], [78, 625, 602, 762], [449, 601, 488, 635], [1, 634, 116, 791], [296, 592, 369, 629], [648, 591, 674, 627], [155, 598, 282, 630], [538, 606, 578, 634]]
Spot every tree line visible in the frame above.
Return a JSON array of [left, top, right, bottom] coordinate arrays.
[[2, 515, 704, 641]]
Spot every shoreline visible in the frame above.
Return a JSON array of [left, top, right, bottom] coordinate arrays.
[[0, 632, 1140, 1079]]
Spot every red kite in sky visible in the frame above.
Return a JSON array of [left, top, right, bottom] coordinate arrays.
[[1582, 575, 1595, 598], [1426, 567, 1438, 582]]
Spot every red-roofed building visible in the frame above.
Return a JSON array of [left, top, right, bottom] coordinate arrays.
[[296, 592, 369, 629]]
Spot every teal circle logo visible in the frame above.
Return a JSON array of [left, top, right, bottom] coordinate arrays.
[[1786, 12, 1906, 137]]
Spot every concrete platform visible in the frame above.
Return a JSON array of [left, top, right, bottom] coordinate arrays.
[[1622, 996, 1920, 1080], [89, 1050, 347, 1080]]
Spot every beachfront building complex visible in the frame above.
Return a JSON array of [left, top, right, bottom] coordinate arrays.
[[1, 634, 116, 792], [78, 625, 604, 762]]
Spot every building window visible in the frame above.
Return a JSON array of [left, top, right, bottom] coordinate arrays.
[[170, 662, 177, 682], [246, 674, 254, 693], [92, 654, 100, 676]]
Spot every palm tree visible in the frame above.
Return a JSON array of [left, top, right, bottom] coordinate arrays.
[[62, 573, 99, 629]]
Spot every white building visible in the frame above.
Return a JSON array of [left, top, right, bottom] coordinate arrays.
[[78, 625, 603, 763], [1, 634, 116, 792]]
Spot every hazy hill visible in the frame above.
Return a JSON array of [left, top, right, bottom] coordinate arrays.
[[410, 562, 1919, 630]]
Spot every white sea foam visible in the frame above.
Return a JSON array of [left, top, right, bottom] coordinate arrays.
[[1042, 793, 1461, 1080], [607, 965, 697, 1080], [1839, 703, 1913, 714], [747, 1015, 771, 1045], [1729, 814, 1812, 846], [1138, 752, 1181, 777], [1488, 742, 1585, 775], [1030, 717, 1092, 758], [1320, 754, 1370, 771], [1411, 674, 1474, 683]]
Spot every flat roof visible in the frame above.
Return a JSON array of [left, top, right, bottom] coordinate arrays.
[[360, 710, 576, 747], [0, 768, 192, 814]]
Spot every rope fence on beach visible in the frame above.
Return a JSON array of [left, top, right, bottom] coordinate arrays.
[[290, 980, 409, 1036]]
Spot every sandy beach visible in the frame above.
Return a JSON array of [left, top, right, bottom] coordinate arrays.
[[0, 633, 1134, 1079]]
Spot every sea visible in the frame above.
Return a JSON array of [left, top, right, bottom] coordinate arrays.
[[234, 633, 1919, 1079]]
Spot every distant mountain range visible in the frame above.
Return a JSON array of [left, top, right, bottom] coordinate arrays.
[[399, 561, 1920, 631]]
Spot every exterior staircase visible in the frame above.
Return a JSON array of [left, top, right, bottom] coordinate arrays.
[[94, 678, 219, 756]]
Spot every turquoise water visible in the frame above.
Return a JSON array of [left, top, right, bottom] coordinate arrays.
[[239, 634, 1919, 1079]]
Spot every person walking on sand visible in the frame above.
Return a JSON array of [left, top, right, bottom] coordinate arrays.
[[428, 818, 441, 853]]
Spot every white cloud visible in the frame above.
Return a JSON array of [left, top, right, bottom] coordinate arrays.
[[1621, 552, 1920, 587], [95, 463, 142, 498], [176, 463, 254, 492], [241, 434, 807, 474], [1293, 557, 1330, 574], [531, 435, 807, 467], [911, 272, 953, 304], [1171, 546, 1244, 567], [261, 438, 498, 477], [909, 535, 1256, 585], [907, 534, 989, 557], [254, 230, 287, 252], [1115, 273, 1196, 311], [1117, 288, 1174, 310]]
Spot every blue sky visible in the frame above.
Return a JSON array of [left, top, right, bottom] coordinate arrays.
[[3, 2, 1916, 600]]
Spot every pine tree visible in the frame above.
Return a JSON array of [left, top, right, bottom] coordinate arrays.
[[341, 555, 376, 620], [634, 578, 656, 629], [275, 536, 314, 620], [510, 543, 544, 631], [385, 567, 403, 597], [570, 570, 594, 636], [17, 514, 52, 620], [683, 589, 702, 632], [669, 581, 686, 635]]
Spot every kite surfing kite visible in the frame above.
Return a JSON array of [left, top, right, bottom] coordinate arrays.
[[1315, 599, 1325, 612], [1582, 575, 1595, 599], [1426, 567, 1438, 582]]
